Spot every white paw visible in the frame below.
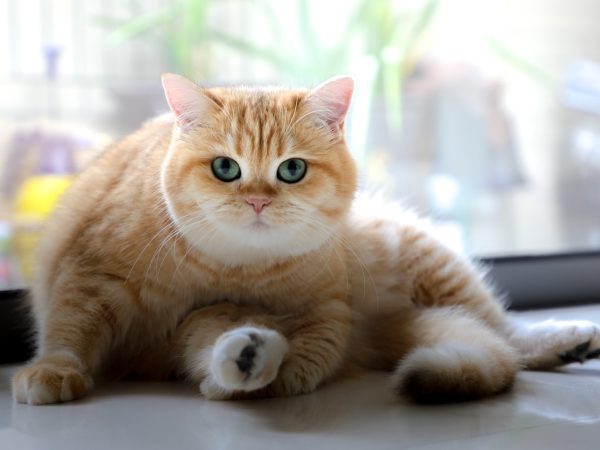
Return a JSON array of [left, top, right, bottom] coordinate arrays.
[[510, 319, 600, 369], [205, 327, 288, 395]]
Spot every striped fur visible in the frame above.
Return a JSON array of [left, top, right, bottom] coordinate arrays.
[[12, 77, 597, 405]]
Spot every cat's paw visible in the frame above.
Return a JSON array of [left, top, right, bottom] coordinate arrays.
[[510, 319, 600, 369], [12, 360, 93, 405], [204, 327, 288, 398], [265, 362, 322, 397]]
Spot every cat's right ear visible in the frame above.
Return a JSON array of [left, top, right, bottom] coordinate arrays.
[[161, 73, 214, 129]]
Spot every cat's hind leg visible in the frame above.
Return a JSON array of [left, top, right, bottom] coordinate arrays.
[[507, 317, 600, 370], [385, 307, 520, 403]]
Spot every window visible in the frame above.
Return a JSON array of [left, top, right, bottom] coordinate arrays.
[[1, 0, 599, 307]]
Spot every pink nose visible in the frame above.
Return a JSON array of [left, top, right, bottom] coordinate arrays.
[[246, 197, 272, 214]]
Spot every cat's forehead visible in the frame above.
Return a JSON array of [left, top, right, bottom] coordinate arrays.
[[208, 86, 306, 112], [196, 86, 325, 162]]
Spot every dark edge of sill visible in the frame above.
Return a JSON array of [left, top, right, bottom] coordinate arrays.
[[480, 250, 600, 311], [0, 289, 34, 364], [2, 251, 600, 363]]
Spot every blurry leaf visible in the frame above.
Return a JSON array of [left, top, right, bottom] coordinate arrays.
[[107, 4, 179, 45], [330, 0, 371, 70], [257, 0, 284, 42], [183, 0, 208, 42], [209, 29, 298, 74], [90, 15, 128, 28], [391, 0, 439, 55], [174, 0, 210, 76], [382, 59, 403, 130], [485, 36, 556, 87], [372, 0, 438, 130], [298, 0, 321, 67]]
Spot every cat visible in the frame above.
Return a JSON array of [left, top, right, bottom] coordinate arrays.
[[12, 73, 600, 405]]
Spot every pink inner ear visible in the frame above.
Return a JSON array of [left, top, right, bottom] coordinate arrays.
[[307, 76, 354, 130], [161, 73, 211, 127]]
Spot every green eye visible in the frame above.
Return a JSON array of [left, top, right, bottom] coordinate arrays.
[[277, 158, 306, 183], [211, 157, 241, 182]]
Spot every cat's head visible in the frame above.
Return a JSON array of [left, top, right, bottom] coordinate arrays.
[[160, 73, 357, 265]]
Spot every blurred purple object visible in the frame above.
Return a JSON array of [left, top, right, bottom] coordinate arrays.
[[38, 135, 77, 174], [1, 128, 89, 202], [43, 45, 62, 81]]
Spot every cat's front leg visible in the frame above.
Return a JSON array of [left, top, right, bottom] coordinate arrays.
[[12, 273, 134, 405], [173, 303, 288, 399], [175, 300, 351, 399], [199, 326, 288, 399], [264, 299, 352, 397]]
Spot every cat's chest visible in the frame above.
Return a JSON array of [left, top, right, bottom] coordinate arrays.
[[203, 265, 305, 304], [171, 246, 347, 309]]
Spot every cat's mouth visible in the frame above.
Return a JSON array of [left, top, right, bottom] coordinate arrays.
[[248, 216, 270, 230]]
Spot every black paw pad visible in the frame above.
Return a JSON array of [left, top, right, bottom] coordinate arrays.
[[560, 340, 593, 364], [586, 348, 600, 359], [236, 345, 256, 374]]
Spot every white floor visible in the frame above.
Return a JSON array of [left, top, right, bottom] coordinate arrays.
[[3, 305, 600, 450]]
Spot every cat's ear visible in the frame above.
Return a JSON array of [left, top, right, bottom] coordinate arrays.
[[305, 76, 354, 133], [161, 73, 215, 128]]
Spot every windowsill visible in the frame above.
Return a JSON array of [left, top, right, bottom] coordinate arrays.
[[2, 304, 600, 448]]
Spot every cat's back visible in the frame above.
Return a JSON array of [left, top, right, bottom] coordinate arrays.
[[32, 115, 175, 304]]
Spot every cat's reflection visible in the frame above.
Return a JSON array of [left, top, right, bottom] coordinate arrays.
[[11, 370, 600, 442], [513, 370, 600, 424]]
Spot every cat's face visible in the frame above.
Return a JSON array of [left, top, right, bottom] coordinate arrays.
[[160, 74, 357, 264]]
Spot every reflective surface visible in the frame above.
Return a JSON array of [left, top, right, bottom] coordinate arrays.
[[2, 305, 600, 449]]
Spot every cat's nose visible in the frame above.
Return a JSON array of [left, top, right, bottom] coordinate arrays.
[[245, 196, 272, 214]]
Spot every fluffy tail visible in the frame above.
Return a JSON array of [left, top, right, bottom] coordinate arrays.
[[391, 308, 520, 403]]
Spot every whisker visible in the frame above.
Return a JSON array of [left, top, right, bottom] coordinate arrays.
[[126, 209, 198, 283], [143, 212, 203, 285], [298, 214, 379, 310]]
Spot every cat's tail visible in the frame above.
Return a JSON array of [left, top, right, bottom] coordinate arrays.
[[391, 307, 521, 403]]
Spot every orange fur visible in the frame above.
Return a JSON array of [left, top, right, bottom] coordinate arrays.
[[14, 75, 583, 405]]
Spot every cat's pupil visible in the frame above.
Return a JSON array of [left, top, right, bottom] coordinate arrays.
[[287, 160, 298, 175], [220, 159, 231, 173]]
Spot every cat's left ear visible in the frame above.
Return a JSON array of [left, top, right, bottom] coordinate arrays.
[[305, 76, 354, 133], [161, 73, 215, 129]]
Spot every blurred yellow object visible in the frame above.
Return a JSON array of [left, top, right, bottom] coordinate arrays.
[[13, 175, 72, 283], [13, 227, 40, 283], [14, 175, 72, 218]]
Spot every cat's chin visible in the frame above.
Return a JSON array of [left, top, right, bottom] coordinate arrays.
[[181, 220, 332, 265]]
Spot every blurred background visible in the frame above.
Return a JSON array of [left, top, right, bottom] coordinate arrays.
[[1, 0, 600, 290]]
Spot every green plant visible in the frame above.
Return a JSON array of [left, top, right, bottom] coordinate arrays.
[[98, 0, 438, 124], [210, 0, 439, 130], [96, 0, 554, 140], [94, 0, 214, 77]]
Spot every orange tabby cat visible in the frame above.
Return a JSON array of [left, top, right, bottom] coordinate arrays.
[[12, 74, 600, 405]]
